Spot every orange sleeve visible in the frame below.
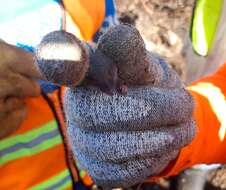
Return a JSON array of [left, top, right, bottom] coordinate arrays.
[[62, 0, 105, 41], [151, 62, 226, 180]]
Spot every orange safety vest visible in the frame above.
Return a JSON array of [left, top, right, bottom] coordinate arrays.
[[0, 89, 74, 190], [0, 0, 105, 189]]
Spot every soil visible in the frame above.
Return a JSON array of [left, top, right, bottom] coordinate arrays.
[[206, 166, 226, 190], [115, 0, 195, 78]]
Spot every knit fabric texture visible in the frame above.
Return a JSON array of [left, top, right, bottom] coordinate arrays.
[[65, 85, 195, 187], [64, 40, 195, 188]]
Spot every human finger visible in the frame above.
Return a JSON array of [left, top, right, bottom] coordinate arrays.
[[0, 74, 40, 98], [0, 41, 43, 79], [147, 52, 183, 88], [0, 98, 25, 118], [0, 106, 27, 139]]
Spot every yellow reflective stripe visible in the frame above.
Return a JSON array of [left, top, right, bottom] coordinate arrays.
[[55, 180, 71, 190], [192, 0, 223, 56], [0, 135, 62, 165], [0, 120, 58, 150], [29, 169, 72, 190], [79, 170, 87, 178]]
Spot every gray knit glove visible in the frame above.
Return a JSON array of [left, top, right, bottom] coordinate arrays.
[[65, 55, 196, 188], [34, 28, 195, 188]]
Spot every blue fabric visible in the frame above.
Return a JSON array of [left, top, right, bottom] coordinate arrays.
[[16, 43, 35, 52], [93, 0, 119, 42], [74, 181, 91, 190], [105, 0, 117, 16], [38, 81, 60, 93]]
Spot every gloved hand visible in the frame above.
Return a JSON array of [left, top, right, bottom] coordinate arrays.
[[0, 41, 41, 139], [35, 31, 120, 95], [34, 26, 196, 188], [63, 25, 196, 188], [65, 53, 196, 188]]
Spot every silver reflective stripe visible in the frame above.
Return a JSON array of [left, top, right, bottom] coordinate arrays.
[[45, 175, 72, 190], [0, 128, 59, 158]]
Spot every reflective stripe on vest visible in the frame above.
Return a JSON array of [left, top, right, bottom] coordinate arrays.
[[0, 121, 61, 165], [0, 121, 72, 190], [191, 0, 223, 56], [29, 169, 71, 190], [0, 95, 73, 190]]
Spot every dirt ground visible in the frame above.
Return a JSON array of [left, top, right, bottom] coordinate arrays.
[[114, 1, 226, 190], [115, 0, 195, 78]]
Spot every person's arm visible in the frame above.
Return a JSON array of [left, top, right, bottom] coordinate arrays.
[[153, 62, 226, 179], [0, 41, 41, 139]]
